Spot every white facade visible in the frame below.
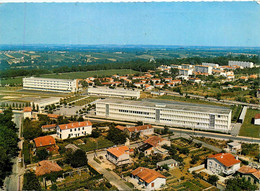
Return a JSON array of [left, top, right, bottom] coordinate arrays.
[[132, 175, 166, 190], [228, 61, 254, 68], [207, 157, 240, 175], [194, 65, 213, 75], [23, 111, 32, 119], [87, 87, 140, 99], [56, 121, 92, 140], [255, 118, 260, 125], [33, 97, 61, 111], [106, 151, 130, 166], [95, 98, 232, 133], [202, 63, 220, 68], [23, 77, 78, 93], [178, 69, 193, 76]]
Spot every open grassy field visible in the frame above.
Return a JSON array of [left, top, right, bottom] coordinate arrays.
[[0, 69, 137, 85], [239, 109, 260, 138]]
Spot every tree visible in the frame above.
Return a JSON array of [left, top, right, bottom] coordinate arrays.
[[23, 118, 42, 140], [22, 171, 41, 191], [65, 149, 87, 168], [225, 177, 257, 191], [106, 127, 127, 145], [36, 148, 49, 161], [207, 175, 219, 185], [91, 128, 100, 138]]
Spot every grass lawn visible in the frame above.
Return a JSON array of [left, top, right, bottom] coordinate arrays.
[[239, 109, 260, 138], [78, 136, 114, 152], [0, 69, 137, 85]]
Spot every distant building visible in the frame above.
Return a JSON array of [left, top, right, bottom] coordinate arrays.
[[56, 121, 92, 140], [237, 166, 260, 187], [194, 65, 213, 75], [23, 77, 79, 93], [34, 97, 61, 112], [139, 136, 170, 156], [95, 98, 232, 133], [131, 167, 166, 190], [202, 62, 219, 68], [228, 61, 254, 68], [178, 69, 193, 76], [207, 153, 241, 175], [87, 87, 140, 99], [254, 114, 260, 125], [106, 146, 130, 166], [157, 159, 179, 169]]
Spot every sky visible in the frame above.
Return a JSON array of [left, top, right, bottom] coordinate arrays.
[[0, 2, 260, 47]]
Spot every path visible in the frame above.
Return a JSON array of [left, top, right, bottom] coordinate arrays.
[[87, 153, 131, 191], [192, 139, 222, 152]]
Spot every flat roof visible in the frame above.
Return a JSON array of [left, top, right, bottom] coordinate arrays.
[[96, 98, 231, 114], [23, 77, 75, 82]]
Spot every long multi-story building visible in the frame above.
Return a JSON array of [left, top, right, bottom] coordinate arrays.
[[202, 62, 219, 68], [194, 65, 213, 75], [228, 61, 254, 68], [95, 98, 232, 133], [23, 77, 78, 93], [87, 87, 140, 99]]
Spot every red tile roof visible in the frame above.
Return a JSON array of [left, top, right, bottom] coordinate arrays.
[[23, 107, 32, 112], [107, 146, 129, 158], [41, 124, 57, 129], [238, 166, 260, 180], [47, 114, 60, 119], [132, 167, 166, 183], [255, 114, 260, 119], [58, 121, 92, 130], [126, 125, 153, 132], [144, 136, 165, 147], [34, 136, 56, 148], [208, 153, 240, 167], [115, 125, 127, 131], [36, 160, 62, 176]]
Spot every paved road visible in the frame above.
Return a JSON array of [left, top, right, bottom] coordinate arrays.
[[87, 152, 131, 191], [3, 113, 23, 191]]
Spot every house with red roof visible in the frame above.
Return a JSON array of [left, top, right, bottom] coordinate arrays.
[[106, 146, 130, 166], [23, 107, 32, 119], [33, 135, 59, 153], [123, 124, 154, 137], [207, 153, 241, 175], [254, 114, 260, 125], [36, 160, 62, 176], [56, 121, 92, 140], [131, 167, 166, 190], [237, 166, 260, 187]]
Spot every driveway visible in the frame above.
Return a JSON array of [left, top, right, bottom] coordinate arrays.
[[87, 152, 131, 191]]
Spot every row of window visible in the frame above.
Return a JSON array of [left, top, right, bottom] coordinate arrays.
[[119, 109, 149, 115]]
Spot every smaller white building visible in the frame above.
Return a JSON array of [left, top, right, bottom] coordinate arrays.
[[194, 65, 213, 75], [33, 97, 61, 112], [254, 114, 260, 125], [23, 107, 32, 119], [131, 167, 166, 190], [106, 146, 130, 166], [178, 69, 193, 76], [226, 141, 241, 154], [56, 121, 92, 140], [157, 159, 179, 169], [207, 153, 241, 175]]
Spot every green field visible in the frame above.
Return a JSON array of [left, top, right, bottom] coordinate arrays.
[[0, 69, 136, 85], [239, 109, 260, 138]]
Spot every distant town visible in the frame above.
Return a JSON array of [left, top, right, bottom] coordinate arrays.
[[0, 55, 259, 191]]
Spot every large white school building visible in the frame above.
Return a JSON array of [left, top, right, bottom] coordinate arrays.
[[23, 77, 78, 93], [228, 61, 254, 68], [87, 87, 140, 99], [95, 99, 232, 133]]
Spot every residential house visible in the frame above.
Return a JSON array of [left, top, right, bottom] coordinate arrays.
[[207, 153, 241, 175], [157, 159, 179, 170], [33, 135, 59, 153], [254, 114, 260, 125], [56, 121, 92, 140], [41, 124, 57, 132], [178, 68, 193, 76], [124, 125, 154, 138], [139, 136, 170, 156], [47, 114, 60, 120], [35, 160, 62, 176], [131, 167, 166, 190], [106, 146, 131, 166], [189, 78, 201, 83], [154, 83, 164, 89], [226, 141, 241, 154], [23, 107, 32, 119], [237, 166, 260, 187]]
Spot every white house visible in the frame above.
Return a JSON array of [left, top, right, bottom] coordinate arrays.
[[23, 107, 32, 119], [131, 167, 166, 190], [106, 146, 131, 166], [254, 114, 260, 125], [56, 121, 92, 140], [226, 141, 241, 154], [207, 153, 241, 175], [157, 159, 179, 169]]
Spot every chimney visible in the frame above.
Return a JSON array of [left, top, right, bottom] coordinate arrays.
[[66, 125, 68, 129]]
